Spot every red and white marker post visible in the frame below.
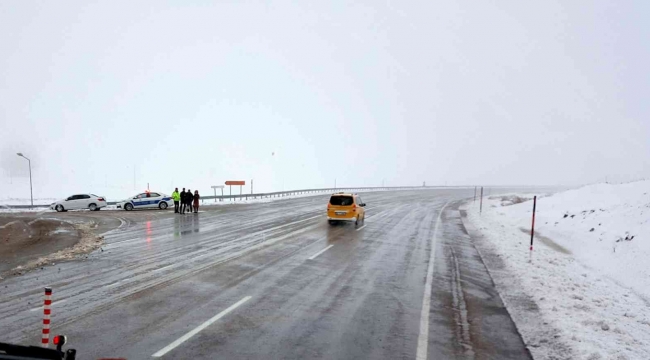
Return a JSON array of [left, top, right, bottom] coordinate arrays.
[[42, 287, 52, 347]]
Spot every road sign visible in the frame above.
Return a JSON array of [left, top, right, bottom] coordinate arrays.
[[225, 181, 245, 186], [211, 185, 225, 202]]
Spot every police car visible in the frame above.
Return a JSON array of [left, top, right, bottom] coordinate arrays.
[[116, 191, 172, 211]]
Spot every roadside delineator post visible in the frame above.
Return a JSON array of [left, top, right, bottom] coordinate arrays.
[[479, 187, 484, 214], [474, 186, 477, 202], [42, 287, 52, 347], [530, 196, 537, 252]]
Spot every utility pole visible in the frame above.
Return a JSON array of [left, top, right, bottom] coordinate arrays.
[[16, 153, 33, 207]]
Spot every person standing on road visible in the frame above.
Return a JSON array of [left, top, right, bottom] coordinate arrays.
[[172, 188, 180, 213], [193, 190, 200, 213], [185, 189, 192, 214], [179, 188, 187, 214]]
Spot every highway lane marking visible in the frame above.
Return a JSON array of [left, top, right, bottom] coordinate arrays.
[[105, 280, 125, 288], [107, 214, 322, 248], [152, 264, 175, 273], [416, 201, 450, 360], [152, 296, 252, 358], [355, 225, 366, 231], [307, 244, 334, 260], [99, 217, 127, 237], [29, 299, 67, 312], [97, 223, 323, 301]]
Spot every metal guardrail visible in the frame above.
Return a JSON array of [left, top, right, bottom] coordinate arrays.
[[2, 185, 473, 209], [199, 185, 472, 203]]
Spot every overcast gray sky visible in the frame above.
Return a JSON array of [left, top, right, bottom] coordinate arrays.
[[1, 1, 649, 200]]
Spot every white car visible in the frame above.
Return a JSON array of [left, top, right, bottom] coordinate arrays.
[[117, 191, 172, 211], [50, 194, 107, 212]]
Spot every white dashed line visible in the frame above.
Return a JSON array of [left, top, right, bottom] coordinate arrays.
[[416, 201, 450, 360], [355, 225, 366, 231], [152, 264, 175, 273], [152, 296, 252, 358], [29, 299, 67, 312], [106, 280, 124, 288], [307, 245, 334, 260]]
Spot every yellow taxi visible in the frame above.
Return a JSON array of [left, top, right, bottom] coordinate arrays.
[[327, 192, 366, 226]]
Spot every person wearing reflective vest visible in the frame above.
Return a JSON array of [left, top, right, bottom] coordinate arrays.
[[172, 188, 181, 213]]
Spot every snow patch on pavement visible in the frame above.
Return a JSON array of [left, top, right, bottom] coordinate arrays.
[[463, 181, 650, 360]]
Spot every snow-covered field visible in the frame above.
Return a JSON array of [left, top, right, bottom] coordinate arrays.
[[463, 181, 650, 359], [0, 192, 327, 212], [0, 197, 59, 214], [0, 188, 408, 212], [0, 198, 56, 206]]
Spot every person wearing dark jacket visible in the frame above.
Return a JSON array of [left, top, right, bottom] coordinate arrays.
[[185, 189, 192, 214], [179, 188, 187, 214], [193, 190, 200, 213]]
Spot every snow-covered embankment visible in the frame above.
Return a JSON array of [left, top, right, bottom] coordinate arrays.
[[463, 181, 650, 360]]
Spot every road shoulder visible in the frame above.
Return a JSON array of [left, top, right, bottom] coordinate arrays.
[[0, 214, 108, 279], [429, 202, 532, 359]]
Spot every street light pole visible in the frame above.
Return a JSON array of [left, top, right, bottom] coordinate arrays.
[[16, 153, 33, 207]]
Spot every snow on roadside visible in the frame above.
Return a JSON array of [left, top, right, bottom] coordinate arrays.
[[463, 181, 650, 360], [200, 191, 327, 206], [11, 222, 104, 275], [0, 197, 57, 206]]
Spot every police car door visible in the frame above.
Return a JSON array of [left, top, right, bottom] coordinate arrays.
[[132, 193, 147, 208], [148, 193, 161, 207]]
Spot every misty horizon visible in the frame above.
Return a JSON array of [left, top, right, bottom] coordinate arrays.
[[2, 1, 649, 201]]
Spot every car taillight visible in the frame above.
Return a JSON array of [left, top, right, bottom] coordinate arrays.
[[327, 204, 331, 209], [352, 204, 356, 212], [97, 198, 105, 202]]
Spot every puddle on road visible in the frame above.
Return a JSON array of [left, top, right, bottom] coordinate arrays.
[[519, 228, 571, 255]]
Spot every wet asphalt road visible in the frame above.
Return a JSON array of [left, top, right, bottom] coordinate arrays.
[[0, 189, 532, 359]]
